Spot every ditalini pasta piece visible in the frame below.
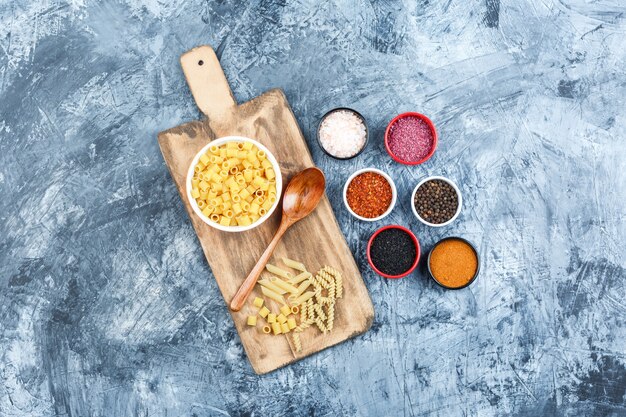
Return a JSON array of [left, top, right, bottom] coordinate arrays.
[[282, 257, 307, 272], [271, 322, 282, 335], [269, 277, 299, 294], [261, 286, 286, 305], [253, 297, 264, 308], [267, 313, 276, 324], [258, 306, 270, 318], [290, 305, 299, 315], [287, 317, 297, 330], [262, 325, 271, 334], [289, 271, 312, 285], [279, 305, 291, 317], [280, 322, 290, 334], [247, 316, 257, 326], [265, 264, 293, 280], [276, 314, 287, 324]]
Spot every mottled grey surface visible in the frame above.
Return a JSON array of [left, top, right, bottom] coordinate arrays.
[[1, 0, 625, 416]]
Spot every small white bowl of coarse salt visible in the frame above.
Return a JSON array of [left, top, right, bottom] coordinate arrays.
[[317, 107, 369, 160]]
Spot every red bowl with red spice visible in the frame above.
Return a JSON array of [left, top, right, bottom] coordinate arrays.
[[367, 225, 420, 279], [385, 112, 438, 165], [343, 168, 397, 221]]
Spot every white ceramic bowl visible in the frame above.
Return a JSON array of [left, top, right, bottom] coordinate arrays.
[[186, 136, 282, 232], [343, 168, 397, 221], [411, 175, 462, 227]]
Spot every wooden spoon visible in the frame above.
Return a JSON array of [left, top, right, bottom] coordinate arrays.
[[230, 167, 326, 311]]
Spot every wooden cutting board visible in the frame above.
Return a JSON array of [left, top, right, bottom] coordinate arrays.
[[157, 45, 374, 374]]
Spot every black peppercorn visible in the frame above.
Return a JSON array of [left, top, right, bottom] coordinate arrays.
[[413, 179, 459, 224]]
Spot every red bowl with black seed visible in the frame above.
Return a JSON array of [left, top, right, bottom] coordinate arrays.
[[384, 112, 438, 165], [366, 225, 420, 279]]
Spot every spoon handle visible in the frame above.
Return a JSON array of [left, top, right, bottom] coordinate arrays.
[[230, 221, 290, 311]]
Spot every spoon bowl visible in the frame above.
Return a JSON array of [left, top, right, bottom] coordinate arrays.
[[230, 167, 326, 311], [282, 168, 326, 221]]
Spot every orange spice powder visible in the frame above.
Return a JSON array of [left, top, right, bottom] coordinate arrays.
[[429, 239, 478, 288]]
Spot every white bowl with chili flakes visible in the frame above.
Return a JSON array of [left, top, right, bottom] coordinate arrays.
[[343, 168, 397, 221]]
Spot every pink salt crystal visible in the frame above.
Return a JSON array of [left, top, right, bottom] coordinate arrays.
[[387, 116, 435, 163]]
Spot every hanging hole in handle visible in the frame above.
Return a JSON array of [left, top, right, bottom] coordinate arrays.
[[198, 60, 204, 66]]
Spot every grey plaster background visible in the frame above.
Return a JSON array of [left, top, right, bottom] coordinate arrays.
[[1, 0, 625, 416]]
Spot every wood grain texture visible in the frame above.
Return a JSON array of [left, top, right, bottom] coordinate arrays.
[[157, 45, 374, 374]]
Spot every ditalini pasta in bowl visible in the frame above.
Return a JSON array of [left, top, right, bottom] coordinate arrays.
[[186, 136, 283, 232]]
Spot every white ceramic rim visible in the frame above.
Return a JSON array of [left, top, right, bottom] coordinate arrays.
[[410, 175, 462, 227], [342, 168, 397, 222], [186, 136, 283, 232]]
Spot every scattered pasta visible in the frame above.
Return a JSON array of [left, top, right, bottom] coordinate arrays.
[[244, 257, 345, 356]]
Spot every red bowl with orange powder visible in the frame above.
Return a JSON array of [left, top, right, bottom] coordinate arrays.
[[427, 237, 480, 289]]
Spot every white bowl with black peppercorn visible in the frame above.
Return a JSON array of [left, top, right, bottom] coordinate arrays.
[[411, 176, 462, 227]]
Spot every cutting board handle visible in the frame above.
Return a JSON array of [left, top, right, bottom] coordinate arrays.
[[180, 45, 237, 121]]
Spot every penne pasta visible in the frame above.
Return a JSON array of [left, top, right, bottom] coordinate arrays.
[[289, 271, 312, 285], [258, 279, 287, 295], [265, 264, 293, 280], [269, 276, 299, 294], [291, 290, 316, 305], [258, 306, 270, 318], [291, 279, 312, 299], [282, 257, 307, 272], [261, 286, 286, 305]]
